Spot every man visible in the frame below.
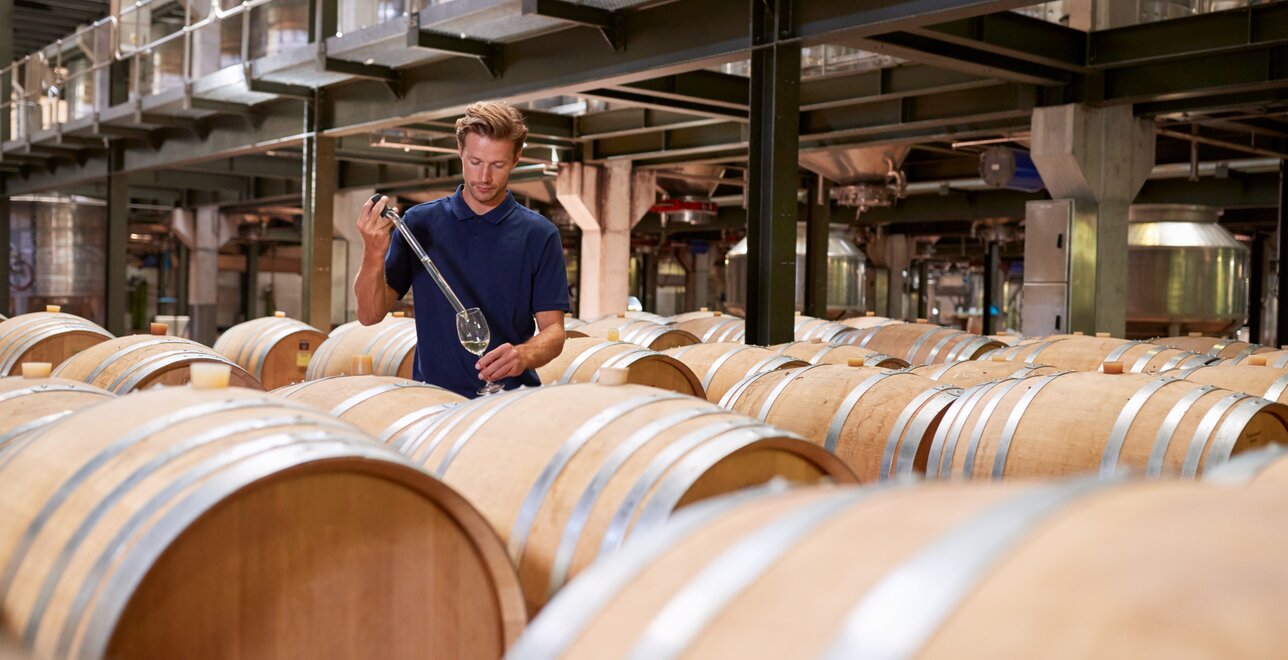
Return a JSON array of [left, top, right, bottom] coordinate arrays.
[[354, 101, 569, 398]]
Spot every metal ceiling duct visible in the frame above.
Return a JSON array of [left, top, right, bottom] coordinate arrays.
[[724, 223, 866, 318], [799, 145, 910, 215], [653, 164, 728, 226], [1126, 204, 1248, 339]]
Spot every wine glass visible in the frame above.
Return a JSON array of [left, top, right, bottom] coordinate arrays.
[[457, 307, 502, 396]]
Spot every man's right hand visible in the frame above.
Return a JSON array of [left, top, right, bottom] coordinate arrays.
[[358, 195, 395, 253]]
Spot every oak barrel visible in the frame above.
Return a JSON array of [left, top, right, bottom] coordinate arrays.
[[847, 322, 1004, 365], [0, 376, 114, 448], [51, 335, 260, 393], [721, 364, 961, 481], [1173, 364, 1288, 404], [0, 386, 525, 659], [0, 312, 113, 377], [564, 317, 589, 339], [669, 310, 736, 325], [212, 315, 328, 389], [839, 314, 896, 329], [537, 337, 703, 397], [1151, 335, 1272, 360], [910, 359, 1062, 389], [389, 382, 857, 613], [674, 316, 746, 344], [990, 335, 1212, 374], [591, 311, 673, 325], [770, 341, 909, 369], [662, 343, 807, 403], [579, 318, 699, 351], [794, 316, 860, 343], [1224, 349, 1288, 367], [272, 375, 466, 442], [926, 371, 1288, 481], [306, 314, 417, 380], [511, 480, 1288, 659]]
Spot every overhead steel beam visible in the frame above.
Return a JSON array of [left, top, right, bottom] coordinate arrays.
[[801, 82, 1038, 143], [800, 64, 995, 111], [521, 0, 623, 51], [179, 154, 304, 179], [576, 108, 725, 140], [907, 11, 1085, 72], [579, 88, 748, 121], [407, 14, 501, 79], [857, 32, 1073, 86], [604, 70, 750, 112], [324, 0, 1032, 137], [588, 121, 748, 162], [1104, 46, 1288, 104], [1090, 2, 1288, 68], [745, 0, 800, 346]]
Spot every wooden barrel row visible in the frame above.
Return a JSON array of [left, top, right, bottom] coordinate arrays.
[[380, 382, 856, 613], [212, 313, 328, 390], [927, 371, 1288, 481], [1225, 350, 1288, 367], [668, 310, 730, 325], [591, 311, 673, 325], [848, 322, 1004, 366], [793, 316, 860, 344], [911, 358, 1061, 389], [578, 317, 699, 351], [1151, 335, 1272, 360], [0, 385, 526, 660], [512, 480, 1288, 659], [52, 334, 260, 394], [0, 375, 114, 448], [771, 341, 908, 370], [839, 313, 896, 329], [721, 364, 961, 482], [537, 337, 703, 398], [675, 316, 746, 344], [306, 314, 416, 380], [0, 311, 113, 377], [989, 335, 1212, 374], [662, 344, 807, 403], [272, 375, 466, 441]]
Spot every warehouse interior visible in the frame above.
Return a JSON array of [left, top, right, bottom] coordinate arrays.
[[4, 0, 1288, 658], [2, 0, 1283, 344]]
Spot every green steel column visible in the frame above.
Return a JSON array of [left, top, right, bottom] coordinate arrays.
[[1, 0, 12, 316], [243, 241, 260, 320], [804, 175, 829, 318], [106, 143, 129, 335], [1277, 160, 1288, 347], [301, 98, 335, 328], [745, 0, 799, 345]]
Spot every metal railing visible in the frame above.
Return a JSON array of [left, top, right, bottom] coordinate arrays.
[[2, 0, 432, 143]]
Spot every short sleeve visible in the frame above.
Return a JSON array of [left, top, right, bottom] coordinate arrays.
[[531, 230, 570, 313], [384, 226, 413, 300]]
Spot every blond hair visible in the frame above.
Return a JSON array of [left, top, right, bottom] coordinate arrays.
[[455, 101, 528, 157]]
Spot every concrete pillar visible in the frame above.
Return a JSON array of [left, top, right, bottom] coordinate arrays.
[[685, 248, 712, 312], [882, 235, 912, 321], [333, 187, 375, 325], [174, 206, 224, 344], [556, 161, 656, 319], [1029, 104, 1154, 337]]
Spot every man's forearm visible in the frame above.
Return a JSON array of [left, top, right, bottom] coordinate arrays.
[[517, 324, 566, 370], [355, 248, 395, 325]]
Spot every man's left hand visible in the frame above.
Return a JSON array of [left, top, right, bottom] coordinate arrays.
[[477, 343, 526, 382]]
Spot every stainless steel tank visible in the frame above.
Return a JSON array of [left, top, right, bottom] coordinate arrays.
[[27, 196, 108, 323], [724, 223, 866, 318], [1127, 204, 1247, 339]]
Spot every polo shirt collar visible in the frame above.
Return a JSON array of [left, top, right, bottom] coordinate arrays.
[[449, 184, 517, 225]]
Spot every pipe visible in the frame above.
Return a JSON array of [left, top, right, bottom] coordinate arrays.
[[902, 158, 1282, 197]]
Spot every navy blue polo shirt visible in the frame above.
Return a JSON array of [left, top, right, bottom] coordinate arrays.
[[385, 185, 570, 398]]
